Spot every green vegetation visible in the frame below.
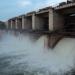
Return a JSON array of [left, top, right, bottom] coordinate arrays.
[[0, 21, 6, 29]]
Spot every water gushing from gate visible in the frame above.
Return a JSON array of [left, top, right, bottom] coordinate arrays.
[[0, 30, 75, 75]]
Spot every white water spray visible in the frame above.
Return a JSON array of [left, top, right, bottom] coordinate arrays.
[[0, 31, 75, 75]]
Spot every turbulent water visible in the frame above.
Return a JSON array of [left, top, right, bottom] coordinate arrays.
[[0, 30, 75, 75]]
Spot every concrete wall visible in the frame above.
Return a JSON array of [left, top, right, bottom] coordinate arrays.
[[49, 9, 64, 31], [17, 18, 22, 29], [46, 34, 63, 48], [32, 8, 64, 31], [28, 10, 64, 31], [34, 15, 45, 30], [22, 16, 25, 29], [32, 9, 54, 31], [8, 20, 11, 29], [15, 18, 18, 29], [11, 20, 16, 29], [49, 9, 54, 31], [33, 9, 54, 31], [53, 11, 64, 31], [7, 8, 65, 32], [32, 12, 49, 30], [24, 17, 32, 30]]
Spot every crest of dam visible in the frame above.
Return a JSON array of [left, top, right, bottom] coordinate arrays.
[[0, 30, 75, 75]]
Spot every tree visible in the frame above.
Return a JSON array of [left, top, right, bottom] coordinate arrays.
[[0, 21, 6, 29]]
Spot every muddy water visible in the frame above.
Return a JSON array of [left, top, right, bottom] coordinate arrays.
[[0, 30, 75, 75]]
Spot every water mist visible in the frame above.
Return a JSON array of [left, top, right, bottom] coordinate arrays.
[[0, 30, 75, 75]]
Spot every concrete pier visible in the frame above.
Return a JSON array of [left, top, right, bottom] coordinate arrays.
[[8, 20, 11, 29], [11, 19, 16, 29], [15, 18, 18, 29], [17, 18, 22, 29], [26, 11, 36, 30], [33, 7, 53, 31], [34, 12, 49, 30], [7, 7, 64, 32], [22, 16, 25, 29], [47, 34, 63, 48]]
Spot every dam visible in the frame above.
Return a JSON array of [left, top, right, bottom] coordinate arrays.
[[0, 0, 75, 75], [5, 0, 75, 48]]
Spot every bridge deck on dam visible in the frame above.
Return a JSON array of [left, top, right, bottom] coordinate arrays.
[[55, 3, 75, 10]]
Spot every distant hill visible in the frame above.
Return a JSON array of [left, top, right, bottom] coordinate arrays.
[[0, 21, 6, 29]]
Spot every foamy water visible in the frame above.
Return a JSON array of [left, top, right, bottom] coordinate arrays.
[[0, 30, 75, 75]]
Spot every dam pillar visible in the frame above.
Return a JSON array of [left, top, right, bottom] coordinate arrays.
[[15, 18, 18, 29], [11, 19, 16, 29], [49, 10, 54, 31], [16, 18, 22, 30], [46, 34, 63, 48], [47, 10, 64, 48], [32, 13, 36, 30], [22, 16, 25, 29], [33, 8, 54, 31], [34, 13, 49, 30], [33, 14, 45, 30], [25, 12, 35, 30], [11, 20, 13, 29]]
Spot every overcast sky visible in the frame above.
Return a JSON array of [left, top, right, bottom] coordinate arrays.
[[0, 0, 67, 21]]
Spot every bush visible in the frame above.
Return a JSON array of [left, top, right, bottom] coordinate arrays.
[[0, 21, 6, 29]]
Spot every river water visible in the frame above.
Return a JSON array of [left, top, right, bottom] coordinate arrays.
[[0, 30, 75, 75]]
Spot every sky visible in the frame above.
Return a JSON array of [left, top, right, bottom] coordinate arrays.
[[0, 0, 67, 21]]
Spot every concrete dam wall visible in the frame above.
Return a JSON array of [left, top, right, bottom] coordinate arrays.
[[5, 1, 75, 48]]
